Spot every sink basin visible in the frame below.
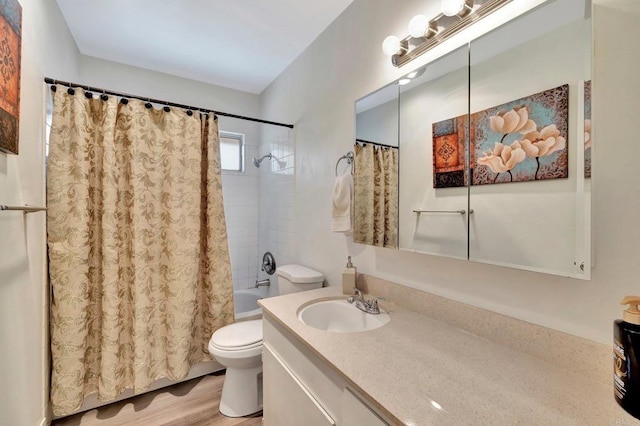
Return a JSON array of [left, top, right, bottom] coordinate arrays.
[[297, 299, 390, 333]]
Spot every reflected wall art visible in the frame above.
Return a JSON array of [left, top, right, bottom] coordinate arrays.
[[0, 0, 21, 155], [432, 84, 569, 188], [584, 80, 591, 178]]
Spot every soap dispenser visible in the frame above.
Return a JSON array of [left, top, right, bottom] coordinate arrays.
[[614, 296, 640, 419], [342, 256, 357, 295]]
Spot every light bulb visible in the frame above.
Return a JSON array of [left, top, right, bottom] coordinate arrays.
[[398, 78, 411, 86], [382, 35, 402, 56], [408, 15, 429, 38], [441, 0, 465, 16]]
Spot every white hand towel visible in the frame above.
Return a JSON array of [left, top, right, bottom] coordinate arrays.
[[332, 173, 353, 234]]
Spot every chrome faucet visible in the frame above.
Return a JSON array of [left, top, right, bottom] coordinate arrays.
[[254, 278, 270, 288], [347, 288, 386, 315]]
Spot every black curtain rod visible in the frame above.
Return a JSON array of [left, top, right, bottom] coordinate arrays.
[[355, 139, 399, 150], [44, 77, 294, 129]]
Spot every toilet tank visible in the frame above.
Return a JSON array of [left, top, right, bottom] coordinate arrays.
[[276, 264, 324, 295]]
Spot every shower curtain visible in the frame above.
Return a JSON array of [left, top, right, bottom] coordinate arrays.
[[47, 87, 234, 416], [353, 143, 399, 248]]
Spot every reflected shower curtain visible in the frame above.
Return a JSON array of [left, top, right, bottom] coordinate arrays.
[[47, 88, 234, 416], [353, 143, 399, 248]]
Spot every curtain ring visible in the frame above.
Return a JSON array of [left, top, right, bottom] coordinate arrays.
[[145, 98, 152, 109]]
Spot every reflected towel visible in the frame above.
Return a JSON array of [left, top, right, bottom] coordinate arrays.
[[332, 173, 353, 234]]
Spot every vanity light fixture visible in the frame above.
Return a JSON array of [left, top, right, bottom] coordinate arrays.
[[382, 0, 512, 67]]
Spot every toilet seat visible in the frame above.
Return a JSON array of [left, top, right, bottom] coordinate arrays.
[[210, 340, 262, 351], [209, 319, 263, 351]]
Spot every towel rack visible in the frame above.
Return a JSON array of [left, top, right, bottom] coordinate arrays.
[[335, 151, 354, 176], [1, 205, 48, 213], [413, 209, 473, 215]]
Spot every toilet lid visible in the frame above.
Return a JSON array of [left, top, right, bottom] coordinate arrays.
[[210, 319, 263, 349]]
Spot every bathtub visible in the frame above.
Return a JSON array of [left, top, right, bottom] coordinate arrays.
[[234, 288, 265, 320]]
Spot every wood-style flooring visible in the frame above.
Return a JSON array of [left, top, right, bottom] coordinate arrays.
[[51, 372, 262, 426]]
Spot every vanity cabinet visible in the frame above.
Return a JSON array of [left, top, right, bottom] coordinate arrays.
[[262, 313, 389, 426]]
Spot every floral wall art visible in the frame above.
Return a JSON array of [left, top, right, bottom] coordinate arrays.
[[0, 0, 21, 155], [432, 84, 569, 187]]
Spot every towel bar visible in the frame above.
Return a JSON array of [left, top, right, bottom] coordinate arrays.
[[1, 205, 48, 213], [413, 209, 473, 215]]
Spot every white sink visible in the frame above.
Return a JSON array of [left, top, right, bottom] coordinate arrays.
[[297, 299, 390, 333]]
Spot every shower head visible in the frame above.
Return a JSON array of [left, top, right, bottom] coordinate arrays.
[[252, 153, 273, 168]]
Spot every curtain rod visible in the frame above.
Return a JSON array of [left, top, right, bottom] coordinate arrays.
[[44, 77, 294, 129], [355, 139, 399, 150]]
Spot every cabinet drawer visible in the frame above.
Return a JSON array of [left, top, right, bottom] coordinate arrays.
[[263, 314, 344, 420], [263, 343, 335, 426], [342, 387, 389, 426]]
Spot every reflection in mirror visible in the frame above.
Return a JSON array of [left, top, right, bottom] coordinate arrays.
[[353, 84, 400, 248], [398, 45, 469, 259], [468, 0, 591, 278]]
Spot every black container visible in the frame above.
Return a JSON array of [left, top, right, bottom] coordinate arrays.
[[614, 307, 640, 419]]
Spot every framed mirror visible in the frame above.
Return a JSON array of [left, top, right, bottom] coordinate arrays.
[[353, 0, 592, 279]]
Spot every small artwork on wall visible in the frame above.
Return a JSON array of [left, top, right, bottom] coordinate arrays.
[[432, 116, 470, 188], [0, 0, 21, 155], [584, 80, 591, 178], [432, 84, 569, 187]]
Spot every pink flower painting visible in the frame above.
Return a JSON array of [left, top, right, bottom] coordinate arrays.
[[432, 84, 569, 187]]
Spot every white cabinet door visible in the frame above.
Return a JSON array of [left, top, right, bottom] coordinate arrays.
[[341, 387, 389, 426], [263, 343, 336, 426]]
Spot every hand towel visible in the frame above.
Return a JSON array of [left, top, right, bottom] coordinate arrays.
[[332, 173, 353, 234]]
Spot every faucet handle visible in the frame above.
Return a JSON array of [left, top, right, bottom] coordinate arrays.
[[368, 297, 386, 312], [348, 288, 363, 304]]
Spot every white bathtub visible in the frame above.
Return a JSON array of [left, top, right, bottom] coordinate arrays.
[[234, 288, 265, 320]]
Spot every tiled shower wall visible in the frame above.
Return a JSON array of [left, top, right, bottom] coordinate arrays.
[[258, 126, 295, 296], [220, 120, 295, 294], [220, 120, 260, 291]]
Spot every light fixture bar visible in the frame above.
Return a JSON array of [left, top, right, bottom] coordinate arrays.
[[392, 0, 512, 68]]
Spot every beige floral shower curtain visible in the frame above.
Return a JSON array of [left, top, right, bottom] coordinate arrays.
[[353, 143, 399, 248], [47, 87, 234, 416]]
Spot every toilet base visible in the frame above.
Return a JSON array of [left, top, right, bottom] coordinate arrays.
[[219, 365, 263, 417]]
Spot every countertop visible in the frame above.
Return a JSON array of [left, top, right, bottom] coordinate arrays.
[[259, 286, 633, 425]]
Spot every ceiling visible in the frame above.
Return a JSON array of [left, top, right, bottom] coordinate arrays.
[[56, 0, 354, 94]]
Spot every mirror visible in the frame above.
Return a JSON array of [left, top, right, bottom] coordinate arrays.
[[468, 0, 591, 277], [398, 45, 469, 259], [354, 0, 591, 279]]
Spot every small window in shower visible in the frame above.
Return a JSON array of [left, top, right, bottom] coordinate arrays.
[[220, 131, 245, 172]]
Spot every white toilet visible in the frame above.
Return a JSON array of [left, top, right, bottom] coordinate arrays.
[[208, 264, 324, 417]]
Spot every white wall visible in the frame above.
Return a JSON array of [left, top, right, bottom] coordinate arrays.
[[355, 96, 398, 146], [0, 1, 80, 425], [260, 0, 640, 345]]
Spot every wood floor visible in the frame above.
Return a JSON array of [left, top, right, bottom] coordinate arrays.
[[52, 372, 262, 426]]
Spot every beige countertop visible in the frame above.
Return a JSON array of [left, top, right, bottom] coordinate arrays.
[[259, 286, 633, 425]]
